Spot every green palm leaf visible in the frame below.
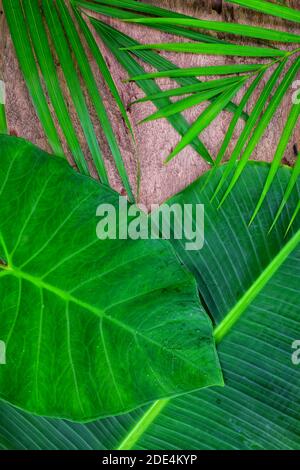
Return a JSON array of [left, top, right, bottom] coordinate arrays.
[[125, 16, 300, 43], [3, 0, 134, 200], [227, 0, 300, 23], [103, 0, 299, 227], [3, 0, 63, 157], [138, 83, 241, 125], [211, 59, 288, 201], [42, 0, 108, 185], [90, 18, 214, 165], [88, 14, 247, 117], [56, 0, 134, 201], [126, 63, 265, 81], [203, 70, 265, 192], [220, 56, 300, 207], [22, 0, 89, 175], [74, 0, 224, 44], [250, 104, 300, 224], [124, 42, 286, 58], [72, 5, 133, 136], [166, 80, 247, 162], [0, 104, 7, 135], [131, 77, 248, 104]]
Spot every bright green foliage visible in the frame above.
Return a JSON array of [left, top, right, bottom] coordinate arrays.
[[90, 19, 214, 165], [0, 158, 299, 449], [123, 42, 286, 57], [138, 83, 243, 125], [4, 0, 300, 223], [165, 80, 247, 162], [94, 0, 300, 226], [3, 0, 63, 157], [125, 64, 265, 81], [125, 16, 300, 43], [227, 0, 300, 22], [1, 0, 300, 452], [3, 0, 134, 199], [0, 135, 222, 422], [73, 0, 224, 44], [218, 57, 300, 208]]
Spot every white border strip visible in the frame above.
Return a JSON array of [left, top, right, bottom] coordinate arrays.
[[0, 81, 6, 105]]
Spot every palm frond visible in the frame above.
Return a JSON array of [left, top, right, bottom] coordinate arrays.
[[3, 0, 134, 200], [100, 0, 300, 231], [212, 60, 288, 201], [72, 5, 133, 136], [166, 79, 247, 163], [42, 0, 109, 184], [22, 0, 88, 174], [56, 0, 133, 200], [89, 17, 214, 165], [73, 0, 225, 44], [85, 14, 250, 160], [4, 0, 300, 231], [220, 56, 300, 208], [203, 70, 265, 193], [227, 0, 300, 23], [123, 42, 286, 58], [124, 16, 300, 43], [3, 0, 63, 157], [272, 154, 300, 232], [131, 76, 248, 104], [125, 64, 266, 81], [138, 82, 240, 125], [250, 104, 300, 224]]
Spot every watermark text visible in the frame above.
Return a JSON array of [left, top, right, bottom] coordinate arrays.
[[96, 197, 204, 251]]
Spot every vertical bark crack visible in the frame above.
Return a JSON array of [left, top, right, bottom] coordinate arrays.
[[212, 0, 222, 15]]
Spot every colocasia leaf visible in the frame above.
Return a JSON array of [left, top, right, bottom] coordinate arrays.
[[0, 135, 222, 422]]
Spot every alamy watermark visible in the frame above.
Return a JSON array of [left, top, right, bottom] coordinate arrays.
[[0, 341, 6, 365], [0, 80, 6, 105], [292, 81, 300, 105], [291, 340, 300, 366], [96, 197, 205, 251]]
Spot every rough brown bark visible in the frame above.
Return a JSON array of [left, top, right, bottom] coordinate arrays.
[[1, 0, 300, 205]]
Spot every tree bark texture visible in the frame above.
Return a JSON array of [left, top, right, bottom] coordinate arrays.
[[1, 0, 300, 204]]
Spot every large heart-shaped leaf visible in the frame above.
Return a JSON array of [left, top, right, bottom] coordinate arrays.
[[0, 135, 222, 422], [0, 158, 299, 449]]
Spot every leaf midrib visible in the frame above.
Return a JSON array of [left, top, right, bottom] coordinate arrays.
[[117, 229, 300, 450], [214, 229, 300, 343]]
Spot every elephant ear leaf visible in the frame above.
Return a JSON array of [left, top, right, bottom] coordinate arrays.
[[0, 135, 222, 422]]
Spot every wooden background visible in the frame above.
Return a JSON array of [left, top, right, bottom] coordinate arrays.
[[1, 0, 300, 205]]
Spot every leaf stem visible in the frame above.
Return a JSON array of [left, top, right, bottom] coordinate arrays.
[[117, 399, 170, 450], [213, 229, 300, 343]]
